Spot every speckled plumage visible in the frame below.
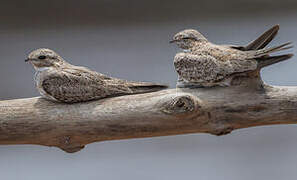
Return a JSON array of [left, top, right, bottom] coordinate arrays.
[[171, 26, 293, 87], [26, 48, 167, 103]]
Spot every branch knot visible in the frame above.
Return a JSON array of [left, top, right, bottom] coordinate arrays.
[[161, 95, 198, 114]]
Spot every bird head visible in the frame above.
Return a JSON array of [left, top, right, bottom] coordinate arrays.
[[25, 48, 65, 69], [170, 29, 207, 50]]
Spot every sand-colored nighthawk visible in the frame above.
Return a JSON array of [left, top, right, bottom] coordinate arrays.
[[25, 48, 167, 103], [170, 25, 293, 87]]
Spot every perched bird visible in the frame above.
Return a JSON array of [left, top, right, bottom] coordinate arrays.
[[170, 25, 293, 87], [25, 48, 167, 103]]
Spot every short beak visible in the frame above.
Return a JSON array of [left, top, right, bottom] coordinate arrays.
[[25, 58, 33, 62], [169, 39, 177, 44]]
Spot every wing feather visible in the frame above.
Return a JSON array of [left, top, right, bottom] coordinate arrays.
[[174, 53, 225, 83], [222, 25, 279, 51], [174, 52, 257, 84], [42, 66, 132, 103]]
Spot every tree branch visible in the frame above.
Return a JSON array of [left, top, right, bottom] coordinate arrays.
[[1, 75, 297, 153]]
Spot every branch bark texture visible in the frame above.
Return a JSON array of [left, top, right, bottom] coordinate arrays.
[[1, 78, 297, 153]]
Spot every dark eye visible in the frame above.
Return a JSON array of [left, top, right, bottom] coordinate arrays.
[[38, 55, 46, 60]]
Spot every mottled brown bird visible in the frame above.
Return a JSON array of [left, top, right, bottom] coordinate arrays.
[[170, 25, 293, 87], [25, 48, 167, 103]]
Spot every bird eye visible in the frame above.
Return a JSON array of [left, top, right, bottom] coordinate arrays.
[[38, 55, 46, 60]]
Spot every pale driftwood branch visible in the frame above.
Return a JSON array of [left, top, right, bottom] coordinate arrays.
[[0, 74, 297, 153]]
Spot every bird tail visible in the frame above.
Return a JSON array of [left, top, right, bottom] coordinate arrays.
[[245, 25, 279, 50], [256, 54, 294, 68], [247, 42, 293, 58], [127, 81, 168, 94]]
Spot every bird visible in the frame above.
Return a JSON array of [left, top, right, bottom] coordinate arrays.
[[25, 48, 167, 103], [170, 25, 293, 87]]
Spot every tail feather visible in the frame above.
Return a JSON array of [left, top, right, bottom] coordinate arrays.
[[127, 82, 168, 94], [245, 25, 279, 50], [257, 54, 293, 68], [248, 42, 293, 58]]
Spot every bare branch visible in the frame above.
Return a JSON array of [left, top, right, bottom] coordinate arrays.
[[1, 77, 297, 153]]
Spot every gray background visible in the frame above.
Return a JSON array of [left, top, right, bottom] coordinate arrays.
[[0, 0, 297, 179]]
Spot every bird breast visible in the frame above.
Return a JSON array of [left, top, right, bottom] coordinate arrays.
[[34, 67, 57, 101]]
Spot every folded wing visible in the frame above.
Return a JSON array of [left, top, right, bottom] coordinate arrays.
[[42, 66, 167, 103]]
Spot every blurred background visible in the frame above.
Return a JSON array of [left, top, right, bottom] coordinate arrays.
[[0, 0, 297, 179]]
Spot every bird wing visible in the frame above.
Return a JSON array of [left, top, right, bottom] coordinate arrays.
[[214, 41, 291, 74], [222, 25, 279, 51], [41, 66, 133, 103], [227, 57, 258, 73], [174, 52, 258, 83], [63, 66, 167, 94], [174, 53, 227, 83]]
